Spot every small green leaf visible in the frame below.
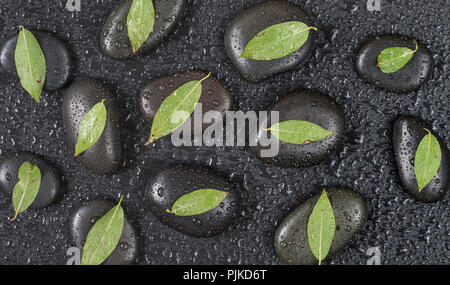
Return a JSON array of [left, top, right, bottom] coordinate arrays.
[[75, 99, 107, 157], [11, 162, 41, 221], [307, 189, 335, 265], [414, 129, 442, 192], [81, 196, 125, 265], [377, 42, 418, 73], [166, 189, 228, 217], [127, 0, 155, 54], [240, 21, 317, 61], [14, 26, 46, 102], [267, 120, 333, 145], [145, 73, 211, 145]]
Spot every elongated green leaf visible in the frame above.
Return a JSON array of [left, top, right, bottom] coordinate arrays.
[[377, 42, 418, 73], [75, 99, 107, 157], [307, 189, 335, 265], [166, 189, 228, 216], [11, 162, 41, 221], [414, 129, 442, 192], [81, 196, 125, 265], [127, 0, 155, 54], [240, 21, 317, 60], [145, 73, 211, 145], [267, 120, 333, 145], [14, 26, 46, 102]]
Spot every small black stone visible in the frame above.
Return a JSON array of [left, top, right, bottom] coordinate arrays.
[[101, 0, 186, 60], [0, 152, 60, 209], [62, 79, 121, 175], [69, 200, 139, 265], [225, 0, 315, 83], [393, 116, 449, 203], [356, 35, 432, 93], [274, 188, 367, 265], [145, 165, 241, 237]]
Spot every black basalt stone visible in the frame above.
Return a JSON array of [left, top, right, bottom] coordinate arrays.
[[145, 165, 241, 237], [274, 188, 367, 265], [393, 116, 449, 203], [101, 0, 186, 60], [225, 0, 315, 83], [62, 79, 121, 175], [356, 35, 432, 93], [70, 200, 139, 265]]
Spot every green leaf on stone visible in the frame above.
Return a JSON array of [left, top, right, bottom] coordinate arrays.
[[307, 189, 335, 265], [145, 73, 211, 145], [11, 162, 41, 221], [377, 42, 418, 73], [166, 189, 228, 217], [240, 21, 317, 61], [127, 0, 155, 54], [414, 129, 442, 192], [81, 196, 125, 265], [267, 120, 333, 145], [14, 26, 46, 102], [75, 99, 107, 157]]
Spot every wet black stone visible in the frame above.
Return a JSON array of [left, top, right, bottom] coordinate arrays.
[[251, 90, 347, 168], [101, 0, 186, 60], [356, 35, 432, 93], [274, 188, 367, 265], [0, 30, 72, 91], [224, 0, 315, 83], [145, 165, 241, 237], [0, 153, 60, 209], [62, 79, 121, 175], [393, 116, 449, 203], [69, 200, 139, 265]]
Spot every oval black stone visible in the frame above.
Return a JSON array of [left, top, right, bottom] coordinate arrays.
[[145, 165, 241, 237], [101, 0, 186, 60], [224, 0, 315, 83], [62, 79, 121, 175], [0, 152, 60, 209], [393, 116, 449, 203], [251, 90, 347, 168], [69, 200, 139, 265], [274, 188, 367, 265], [0, 30, 72, 91], [356, 35, 432, 93]]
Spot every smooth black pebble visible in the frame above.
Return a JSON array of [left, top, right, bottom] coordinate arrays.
[[63, 79, 121, 175], [225, 0, 315, 83], [0, 153, 60, 209], [0, 30, 72, 91], [145, 165, 241, 237], [101, 0, 186, 59], [70, 200, 138, 265], [251, 90, 347, 168], [393, 116, 449, 203], [274, 188, 367, 265], [356, 35, 432, 93]]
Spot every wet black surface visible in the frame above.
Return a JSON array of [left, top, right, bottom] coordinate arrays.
[[0, 0, 448, 265]]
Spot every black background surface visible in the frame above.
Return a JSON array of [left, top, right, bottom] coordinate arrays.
[[0, 0, 448, 265]]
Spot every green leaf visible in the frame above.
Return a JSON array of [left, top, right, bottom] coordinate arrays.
[[127, 0, 155, 54], [377, 42, 418, 73], [81, 196, 125, 265], [307, 189, 336, 265], [267, 120, 333, 145], [145, 73, 211, 145], [240, 21, 317, 61], [14, 26, 46, 102], [166, 189, 228, 217], [414, 129, 442, 192], [75, 99, 107, 157], [11, 162, 41, 221]]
